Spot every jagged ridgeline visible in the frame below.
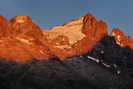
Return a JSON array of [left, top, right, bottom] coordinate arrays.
[[0, 13, 133, 62]]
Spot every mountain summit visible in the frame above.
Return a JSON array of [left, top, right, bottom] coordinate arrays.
[[0, 14, 132, 62]]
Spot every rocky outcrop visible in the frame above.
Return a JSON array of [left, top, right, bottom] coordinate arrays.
[[111, 28, 133, 49], [10, 16, 44, 38]]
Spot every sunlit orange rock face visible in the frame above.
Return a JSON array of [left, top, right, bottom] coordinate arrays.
[[42, 13, 108, 59], [0, 16, 9, 37], [0, 14, 132, 62], [0, 16, 54, 62], [111, 28, 133, 49]]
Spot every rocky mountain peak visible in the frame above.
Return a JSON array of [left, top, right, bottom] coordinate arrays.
[[111, 28, 133, 48], [10, 16, 32, 24], [41, 13, 108, 59], [82, 13, 108, 39], [0, 16, 7, 22], [8, 16, 43, 39]]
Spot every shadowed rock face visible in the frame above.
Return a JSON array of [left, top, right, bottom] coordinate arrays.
[[0, 36, 133, 89], [0, 13, 132, 62]]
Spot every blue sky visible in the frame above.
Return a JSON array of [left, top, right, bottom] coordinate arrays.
[[0, 0, 133, 36]]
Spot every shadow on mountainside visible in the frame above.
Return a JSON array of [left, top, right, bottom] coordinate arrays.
[[0, 36, 133, 89]]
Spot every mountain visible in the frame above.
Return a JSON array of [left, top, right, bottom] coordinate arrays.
[[1, 13, 132, 62], [0, 35, 133, 89], [0, 16, 54, 62], [42, 13, 108, 60], [0, 13, 133, 89]]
